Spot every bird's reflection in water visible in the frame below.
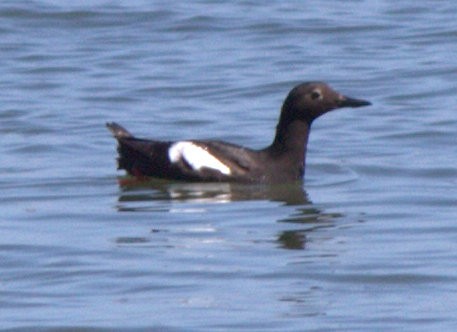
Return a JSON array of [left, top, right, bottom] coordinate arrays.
[[116, 177, 341, 250]]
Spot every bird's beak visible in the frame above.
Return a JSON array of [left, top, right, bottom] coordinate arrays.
[[338, 95, 371, 108]]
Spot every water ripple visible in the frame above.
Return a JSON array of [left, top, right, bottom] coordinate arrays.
[[2, 1, 457, 330]]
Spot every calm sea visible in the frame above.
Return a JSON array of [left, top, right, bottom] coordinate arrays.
[[2, 1, 457, 331]]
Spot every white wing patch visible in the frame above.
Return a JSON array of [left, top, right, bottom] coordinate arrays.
[[168, 142, 232, 175]]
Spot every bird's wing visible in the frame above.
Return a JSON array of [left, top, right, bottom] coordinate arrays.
[[192, 140, 257, 175], [107, 122, 258, 181]]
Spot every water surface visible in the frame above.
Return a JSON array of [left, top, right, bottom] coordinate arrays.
[[2, 1, 457, 331]]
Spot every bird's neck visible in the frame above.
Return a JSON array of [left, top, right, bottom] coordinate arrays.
[[268, 119, 311, 167]]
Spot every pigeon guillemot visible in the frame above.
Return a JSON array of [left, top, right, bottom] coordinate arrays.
[[107, 82, 371, 184]]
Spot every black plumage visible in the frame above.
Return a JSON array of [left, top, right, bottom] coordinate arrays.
[[107, 82, 370, 183]]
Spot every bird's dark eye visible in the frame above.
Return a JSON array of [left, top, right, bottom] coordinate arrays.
[[310, 90, 322, 100]]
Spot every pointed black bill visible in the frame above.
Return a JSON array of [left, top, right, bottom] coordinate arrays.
[[339, 96, 371, 108]]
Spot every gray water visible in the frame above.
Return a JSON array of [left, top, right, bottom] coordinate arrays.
[[2, 1, 457, 331]]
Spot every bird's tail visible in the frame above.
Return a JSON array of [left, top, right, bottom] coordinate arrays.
[[106, 122, 133, 138], [106, 122, 152, 177]]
